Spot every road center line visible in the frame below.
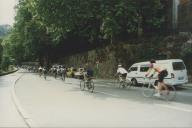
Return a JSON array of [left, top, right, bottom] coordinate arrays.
[[156, 104, 192, 112]]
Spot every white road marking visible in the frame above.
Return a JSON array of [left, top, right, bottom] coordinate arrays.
[[156, 104, 192, 112]]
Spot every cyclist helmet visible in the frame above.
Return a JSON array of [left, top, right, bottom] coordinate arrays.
[[150, 59, 156, 63], [118, 64, 122, 67]]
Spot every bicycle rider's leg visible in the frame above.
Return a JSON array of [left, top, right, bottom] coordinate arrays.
[[156, 74, 163, 94], [162, 70, 169, 94], [122, 74, 126, 81], [161, 82, 169, 94], [119, 75, 123, 82], [158, 72, 168, 94]]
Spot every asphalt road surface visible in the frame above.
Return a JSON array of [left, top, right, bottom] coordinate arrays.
[[0, 72, 28, 127], [1, 70, 192, 127]]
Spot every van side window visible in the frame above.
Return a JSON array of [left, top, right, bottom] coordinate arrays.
[[140, 66, 149, 72], [172, 62, 185, 70], [130, 67, 138, 72]]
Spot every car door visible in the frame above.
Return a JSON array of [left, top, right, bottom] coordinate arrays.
[[137, 65, 150, 83], [127, 66, 139, 81]]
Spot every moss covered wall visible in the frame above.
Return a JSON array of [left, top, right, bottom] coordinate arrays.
[[59, 35, 192, 79]]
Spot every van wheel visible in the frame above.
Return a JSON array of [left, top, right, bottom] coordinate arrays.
[[131, 78, 138, 86]]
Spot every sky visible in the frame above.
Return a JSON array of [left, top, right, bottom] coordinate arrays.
[[0, 0, 16, 26]]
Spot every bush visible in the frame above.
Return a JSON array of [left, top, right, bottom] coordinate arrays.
[[1, 55, 11, 71]]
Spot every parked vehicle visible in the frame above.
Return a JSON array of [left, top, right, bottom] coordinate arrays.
[[126, 59, 188, 86], [66, 67, 76, 78]]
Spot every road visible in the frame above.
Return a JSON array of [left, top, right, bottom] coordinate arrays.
[[1, 70, 192, 127], [0, 71, 28, 127]]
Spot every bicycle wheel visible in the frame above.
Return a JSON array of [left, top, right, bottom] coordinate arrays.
[[126, 80, 133, 88], [44, 74, 46, 80], [142, 83, 155, 98], [114, 79, 120, 87], [80, 80, 85, 91], [119, 81, 125, 88], [161, 85, 176, 101], [61, 74, 65, 81], [88, 81, 94, 93]]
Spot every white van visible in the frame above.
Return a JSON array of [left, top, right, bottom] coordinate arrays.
[[126, 59, 188, 86]]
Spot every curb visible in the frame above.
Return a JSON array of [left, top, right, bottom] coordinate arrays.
[[11, 73, 37, 128], [0, 69, 19, 76]]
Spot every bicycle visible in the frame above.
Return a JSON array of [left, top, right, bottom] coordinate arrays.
[[43, 72, 47, 80], [80, 77, 94, 93], [61, 73, 66, 81], [43, 70, 47, 80], [114, 75, 132, 88], [142, 77, 176, 101]]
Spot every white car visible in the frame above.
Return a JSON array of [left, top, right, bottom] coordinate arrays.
[[127, 59, 188, 86]]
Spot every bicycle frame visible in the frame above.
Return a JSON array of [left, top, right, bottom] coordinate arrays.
[[114, 75, 132, 88], [142, 77, 176, 101], [80, 78, 94, 93]]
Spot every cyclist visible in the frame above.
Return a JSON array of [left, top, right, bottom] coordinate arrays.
[[42, 66, 47, 79], [116, 64, 128, 82], [85, 67, 94, 80], [38, 66, 43, 77], [60, 66, 66, 81], [84, 64, 94, 89], [145, 59, 169, 97], [53, 66, 57, 78]]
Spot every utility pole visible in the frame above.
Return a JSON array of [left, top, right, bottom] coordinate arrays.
[[172, 0, 180, 32]]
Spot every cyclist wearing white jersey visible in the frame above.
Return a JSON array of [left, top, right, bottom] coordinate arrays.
[[117, 64, 128, 81]]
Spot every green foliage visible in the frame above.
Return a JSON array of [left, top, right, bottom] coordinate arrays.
[[4, 0, 166, 65], [3, 0, 54, 65], [32, 0, 165, 42], [1, 55, 11, 71], [0, 39, 3, 66], [181, 43, 192, 74]]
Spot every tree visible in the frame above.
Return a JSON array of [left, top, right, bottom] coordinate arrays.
[[1, 55, 11, 71], [4, 0, 167, 65], [0, 38, 3, 66]]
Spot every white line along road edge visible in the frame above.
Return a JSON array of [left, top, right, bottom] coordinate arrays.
[[11, 73, 38, 128]]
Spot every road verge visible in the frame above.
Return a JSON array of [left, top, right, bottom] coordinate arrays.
[[0, 68, 18, 76]]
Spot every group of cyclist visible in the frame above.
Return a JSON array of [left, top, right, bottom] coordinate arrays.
[[116, 59, 169, 97], [37, 63, 94, 82], [38, 65, 67, 80], [36, 59, 169, 96], [38, 66, 48, 79]]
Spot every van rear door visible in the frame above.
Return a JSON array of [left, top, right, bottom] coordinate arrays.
[[171, 61, 188, 85]]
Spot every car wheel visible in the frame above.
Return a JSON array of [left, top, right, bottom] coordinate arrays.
[[131, 78, 138, 86]]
